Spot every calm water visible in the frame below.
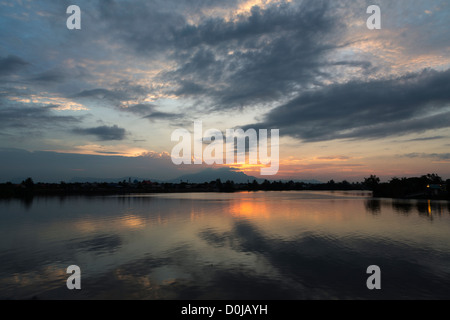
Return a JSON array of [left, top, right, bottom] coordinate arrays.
[[0, 191, 450, 300]]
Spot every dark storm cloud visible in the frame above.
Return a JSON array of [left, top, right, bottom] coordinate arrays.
[[0, 0, 360, 119], [172, 1, 335, 49], [95, 0, 245, 52], [0, 55, 29, 76], [95, 0, 346, 109], [172, 80, 207, 96], [97, 0, 187, 54], [72, 125, 127, 141], [164, 1, 343, 109], [244, 69, 450, 142]]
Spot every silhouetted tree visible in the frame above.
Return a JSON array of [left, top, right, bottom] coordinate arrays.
[[223, 180, 235, 192], [22, 178, 34, 188], [364, 175, 380, 191], [422, 174, 443, 184]]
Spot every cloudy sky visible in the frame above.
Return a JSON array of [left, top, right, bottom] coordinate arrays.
[[1, 0, 449, 182]]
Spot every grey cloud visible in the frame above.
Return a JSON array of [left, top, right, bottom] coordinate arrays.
[[164, 1, 343, 109], [0, 55, 29, 76], [29, 69, 67, 83], [245, 68, 450, 142], [401, 136, 446, 142], [72, 87, 181, 122], [72, 85, 152, 109], [118, 103, 180, 121], [330, 60, 376, 75], [172, 2, 334, 48], [73, 125, 127, 141], [342, 113, 450, 140], [143, 111, 180, 121], [97, 0, 243, 52], [73, 88, 125, 101], [331, 61, 373, 68], [172, 80, 207, 96], [120, 104, 156, 116], [88, 0, 450, 114], [97, 0, 187, 54], [25, 0, 367, 115], [402, 153, 450, 161], [437, 154, 450, 160], [0, 104, 81, 129], [29, 66, 89, 84], [72, 88, 137, 111], [96, 0, 348, 110]]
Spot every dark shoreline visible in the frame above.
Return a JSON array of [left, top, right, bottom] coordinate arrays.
[[1, 181, 449, 202]]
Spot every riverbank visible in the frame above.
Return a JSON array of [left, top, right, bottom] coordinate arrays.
[[1, 178, 449, 201]]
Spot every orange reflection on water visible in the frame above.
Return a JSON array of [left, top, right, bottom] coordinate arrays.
[[121, 214, 146, 229], [73, 220, 99, 233], [229, 199, 271, 220]]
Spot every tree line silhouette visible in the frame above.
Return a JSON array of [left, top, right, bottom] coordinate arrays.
[[0, 174, 449, 200]]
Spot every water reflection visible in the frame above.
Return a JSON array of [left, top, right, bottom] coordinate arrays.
[[67, 234, 123, 256], [364, 198, 450, 220], [364, 199, 381, 214], [0, 192, 449, 300], [392, 200, 414, 215]]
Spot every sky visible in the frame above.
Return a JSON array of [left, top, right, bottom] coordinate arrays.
[[0, 0, 449, 183]]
